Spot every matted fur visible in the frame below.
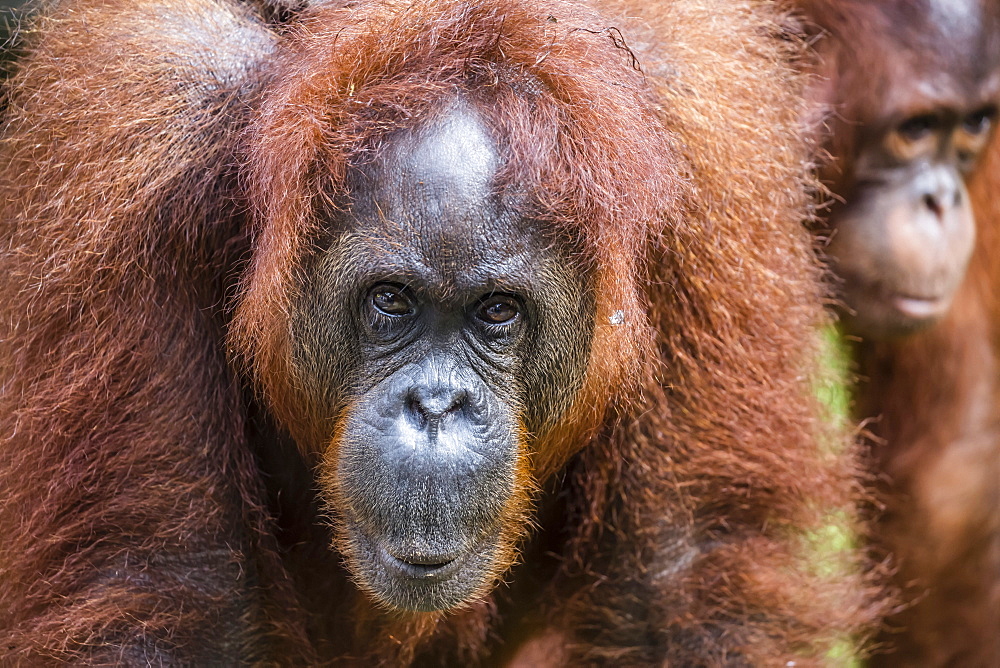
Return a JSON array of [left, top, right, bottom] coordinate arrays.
[[1, 0, 877, 664]]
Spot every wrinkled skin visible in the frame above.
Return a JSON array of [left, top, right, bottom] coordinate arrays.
[[293, 103, 594, 612], [0, 0, 872, 663]]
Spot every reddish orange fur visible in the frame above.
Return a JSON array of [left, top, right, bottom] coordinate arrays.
[[793, 1, 1000, 663], [1, 0, 878, 664], [847, 131, 1000, 667]]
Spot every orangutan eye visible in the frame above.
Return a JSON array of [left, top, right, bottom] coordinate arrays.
[[897, 113, 939, 141], [369, 284, 414, 317], [476, 295, 520, 325], [962, 107, 996, 136]]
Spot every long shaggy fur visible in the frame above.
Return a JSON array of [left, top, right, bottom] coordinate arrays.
[[1, 0, 878, 664]]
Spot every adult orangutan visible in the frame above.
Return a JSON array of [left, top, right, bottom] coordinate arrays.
[[794, 0, 1000, 664], [0, 0, 874, 664]]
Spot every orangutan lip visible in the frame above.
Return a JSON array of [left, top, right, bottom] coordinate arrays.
[[892, 294, 948, 319], [379, 546, 464, 580]]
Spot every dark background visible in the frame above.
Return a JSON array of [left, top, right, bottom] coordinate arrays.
[[1, 1, 30, 69]]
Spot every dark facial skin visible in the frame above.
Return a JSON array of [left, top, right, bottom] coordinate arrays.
[[293, 103, 595, 612], [824, 0, 1000, 339]]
